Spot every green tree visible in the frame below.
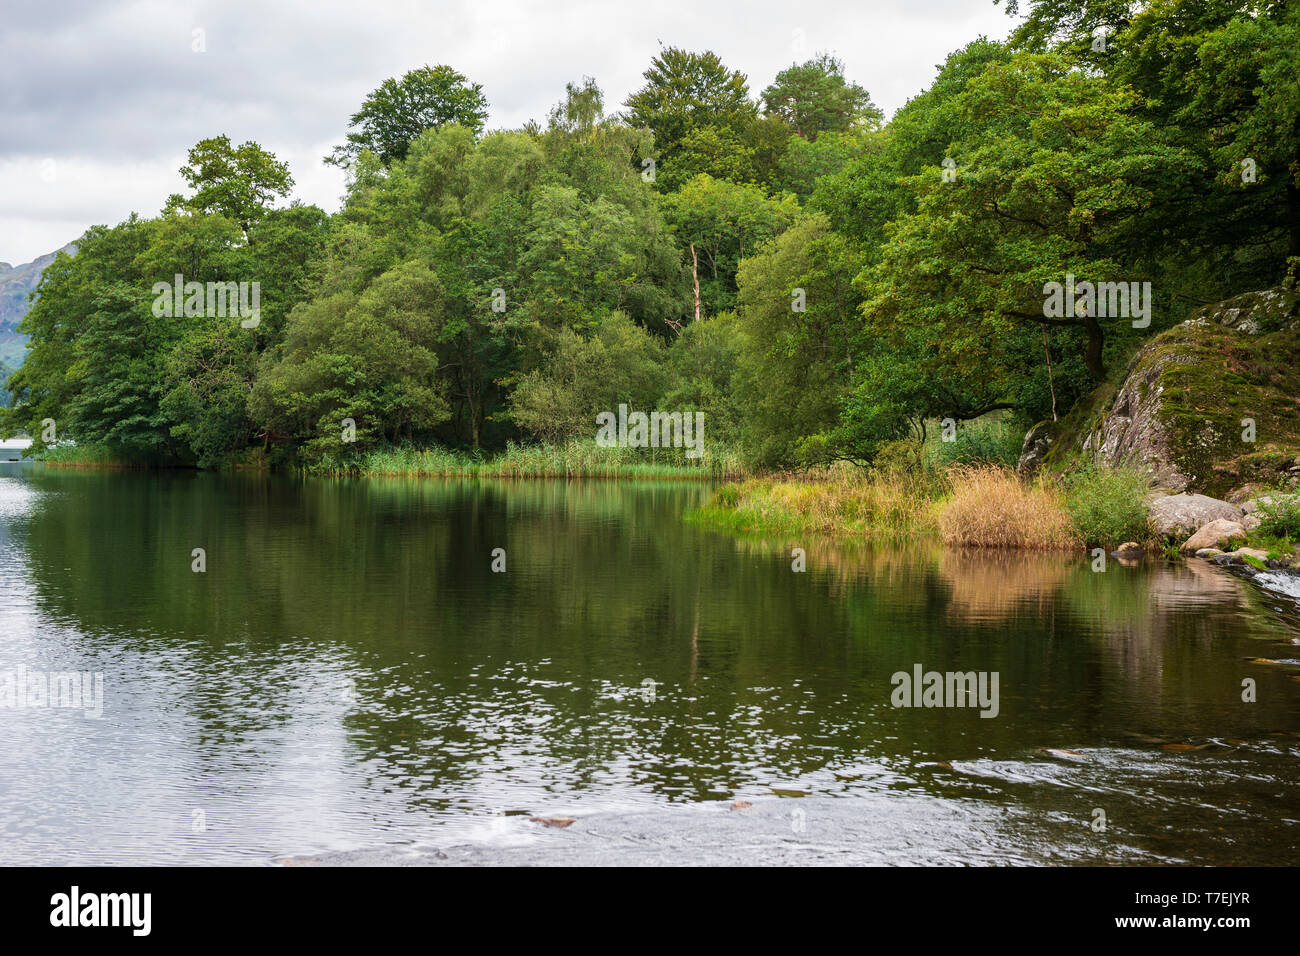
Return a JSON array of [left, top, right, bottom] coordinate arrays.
[[809, 38, 1009, 246], [64, 282, 179, 458], [249, 260, 452, 460], [520, 184, 685, 333], [160, 322, 257, 466], [173, 136, 294, 236], [623, 48, 757, 179], [508, 310, 666, 443], [864, 52, 1191, 386], [663, 312, 743, 447], [733, 213, 865, 466], [761, 54, 882, 140], [328, 64, 489, 167], [1005, 0, 1299, 285], [663, 174, 798, 316], [658, 124, 758, 191]]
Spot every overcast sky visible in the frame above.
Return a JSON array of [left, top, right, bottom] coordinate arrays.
[[0, 0, 1022, 265]]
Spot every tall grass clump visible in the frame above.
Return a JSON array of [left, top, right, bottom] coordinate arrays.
[[37, 443, 145, 469], [689, 452, 944, 539], [1061, 462, 1152, 548], [314, 440, 747, 480], [939, 465, 1080, 549]]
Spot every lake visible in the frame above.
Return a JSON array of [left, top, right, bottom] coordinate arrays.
[[0, 464, 1297, 865]]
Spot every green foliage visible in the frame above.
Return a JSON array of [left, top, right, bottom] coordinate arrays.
[[249, 260, 452, 461], [160, 323, 256, 468], [64, 282, 176, 456], [519, 184, 685, 332], [872, 439, 948, 498], [777, 130, 871, 201], [866, 52, 1189, 386], [1010, 0, 1299, 285], [329, 64, 489, 167], [623, 47, 757, 173], [508, 311, 665, 443], [172, 136, 294, 235], [662, 313, 743, 448], [317, 438, 744, 480], [932, 417, 1023, 468], [1062, 463, 1152, 549], [1254, 495, 1300, 541], [662, 174, 798, 316], [660, 124, 759, 190], [761, 54, 882, 139], [732, 213, 865, 467]]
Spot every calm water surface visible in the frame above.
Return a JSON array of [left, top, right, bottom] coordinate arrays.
[[0, 464, 1297, 865]]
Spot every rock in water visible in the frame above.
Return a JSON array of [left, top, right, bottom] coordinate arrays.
[[1040, 747, 1088, 762], [1115, 541, 1143, 557], [529, 816, 577, 828], [1181, 519, 1247, 554], [1150, 494, 1243, 540], [1211, 547, 1272, 572]]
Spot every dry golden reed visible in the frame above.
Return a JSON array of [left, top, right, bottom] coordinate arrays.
[[938, 466, 1080, 550]]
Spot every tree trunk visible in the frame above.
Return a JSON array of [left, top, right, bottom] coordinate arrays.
[[1290, 112, 1300, 259], [1040, 322, 1058, 421], [690, 242, 701, 322], [1083, 314, 1105, 382]]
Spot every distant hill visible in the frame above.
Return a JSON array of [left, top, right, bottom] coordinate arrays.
[[0, 242, 77, 371]]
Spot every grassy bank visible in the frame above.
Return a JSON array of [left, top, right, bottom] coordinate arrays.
[[307, 441, 748, 480], [686, 464, 942, 540], [689, 458, 1155, 551], [35, 444, 157, 469], [26, 439, 747, 480], [32, 436, 1168, 555]]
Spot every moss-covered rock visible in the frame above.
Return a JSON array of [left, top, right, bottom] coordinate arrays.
[[1187, 286, 1300, 334], [1040, 288, 1300, 499]]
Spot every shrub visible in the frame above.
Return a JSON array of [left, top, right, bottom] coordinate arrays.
[[1254, 494, 1300, 540], [1062, 463, 1151, 549], [873, 439, 948, 497], [932, 417, 1022, 469]]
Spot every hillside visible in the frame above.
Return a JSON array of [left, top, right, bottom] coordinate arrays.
[[0, 243, 76, 370]]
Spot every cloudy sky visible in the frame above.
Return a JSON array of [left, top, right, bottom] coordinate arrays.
[[0, 0, 1023, 265]]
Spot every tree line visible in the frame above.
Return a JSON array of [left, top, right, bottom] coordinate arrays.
[[3, 0, 1296, 470]]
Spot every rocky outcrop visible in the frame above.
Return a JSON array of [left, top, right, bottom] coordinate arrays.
[[1149, 494, 1243, 539], [1063, 287, 1300, 499], [1195, 286, 1300, 334], [1080, 345, 1192, 492], [1016, 421, 1054, 478]]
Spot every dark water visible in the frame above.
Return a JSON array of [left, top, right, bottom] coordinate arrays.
[[0, 464, 1297, 866]]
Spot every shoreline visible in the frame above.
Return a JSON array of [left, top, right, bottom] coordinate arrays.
[[16, 452, 1300, 568]]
